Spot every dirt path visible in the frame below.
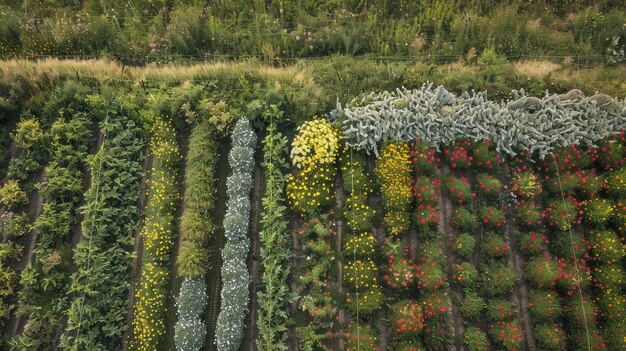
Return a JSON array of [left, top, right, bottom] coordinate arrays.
[[502, 162, 536, 351], [243, 163, 264, 351], [437, 165, 464, 351]]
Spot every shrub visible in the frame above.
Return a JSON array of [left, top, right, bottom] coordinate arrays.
[[395, 340, 425, 351], [452, 262, 478, 288], [0, 212, 29, 239], [453, 233, 476, 259], [389, 301, 425, 337], [479, 206, 506, 229], [511, 171, 542, 199], [614, 199, 626, 235], [411, 139, 438, 174], [565, 295, 599, 327], [287, 119, 338, 215], [472, 140, 502, 170], [460, 290, 485, 320], [476, 173, 501, 202], [514, 200, 542, 227], [344, 324, 378, 351], [256, 121, 291, 351], [376, 142, 412, 234], [0, 180, 28, 208], [420, 290, 448, 319], [444, 139, 473, 169], [341, 148, 376, 232], [556, 261, 592, 293], [345, 287, 383, 316], [588, 230, 625, 264], [481, 262, 517, 297], [593, 264, 625, 291], [551, 231, 586, 260], [216, 118, 257, 351], [451, 207, 479, 231], [480, 233, 509, 259], [544, 197, 580, 231], [577, 171, 604, 199], [543, 145, 591, 174], [290, 119, 339, 170], [442, 175, 474, 205], [383, 255, 416, 290], [344, 259, 378, 290], [545, 172, 581, 195], [416, 259, 444, 290], [590, 139, 625, 171], [488, 321, 524, 351], [534, 323, 566, 351], [518, 231, 548, 256], [13, 118, 45, 149], [486, 299, 517, 322], [606, 168, 626, 197], [413, 176, 439, 204], [526, 256, 560, 289], [463, 327, 488, 351], [344, 233, 377, 259]]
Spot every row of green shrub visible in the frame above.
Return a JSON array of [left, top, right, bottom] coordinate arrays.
[[11, 110, 93, 350], [255, 106, 291, 350], [174, 116, 219, 351], [59, 103, 146, 350]]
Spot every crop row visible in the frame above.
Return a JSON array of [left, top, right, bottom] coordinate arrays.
[[130, 118, 181, 351]]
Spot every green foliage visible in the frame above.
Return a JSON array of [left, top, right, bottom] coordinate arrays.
[[545, 197, 580, 231], [582, 198, 614, 226], [481, 261, 517, 297], [463, 327, 489, 351], [177, 119, 218, 278], [451, 207, 478, 231], [341, 149, 375, 233], [344, 324, 378, 351], [486, 299, 517, 322], [59, 106, 145, 351], [0, 211, 29, 240], [0, 180, 28, 208], [479, 206, 506, 229], [13, 119, 45, 149], [344, 233, 377, 259], [452, 262, 478, 288], [475, 173, 501, 202], [480, 233, 509, 259], [588, 230, 625, 264], [534, 323, 566, 350], [453, 233, 476, 259], [256, 121, 291, 351], [528, 290, 561, 322], [460, 290, 485, 320], [131, 118, 181, 351], [517, 231, 547, 256]]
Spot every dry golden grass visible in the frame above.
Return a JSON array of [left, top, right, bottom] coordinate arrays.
[[514, 60, 561, 79]]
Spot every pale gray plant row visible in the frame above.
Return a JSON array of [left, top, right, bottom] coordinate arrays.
[[336, 83, 626, 158], [216, 118, 257, 351]]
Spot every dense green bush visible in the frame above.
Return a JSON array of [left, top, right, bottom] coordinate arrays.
[[517, 231, 548, 256], [514, 200, 542, 228], [452, 262, 478, 288], [588, 230, 625, 264], [526, 256, 560, 289], [463, 327, 488, 351], [486, 299, 517, 322], [0, 180, 28, 208], [480, 233, 509, 259], [481, 262, 517, 297], [534, 323, 566, 350], [460, 290, 485, 320], [453, 233, 476, 260], [475, 173, 501, 202], [451, 207, 479, 231]]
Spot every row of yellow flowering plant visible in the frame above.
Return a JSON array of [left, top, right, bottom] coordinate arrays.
[[375, 141, 412, 235], [131, 118, 181, 351]]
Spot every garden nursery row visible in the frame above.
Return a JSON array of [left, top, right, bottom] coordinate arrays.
[[0, 79, 625, 351]]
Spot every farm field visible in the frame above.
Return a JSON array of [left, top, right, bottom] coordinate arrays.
[[0, 1, 625, 351]]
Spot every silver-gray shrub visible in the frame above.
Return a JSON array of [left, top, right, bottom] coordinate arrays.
[[215, 118, 257, 351], [174, 278, 208, 351], [338, 83, 625, 158]]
